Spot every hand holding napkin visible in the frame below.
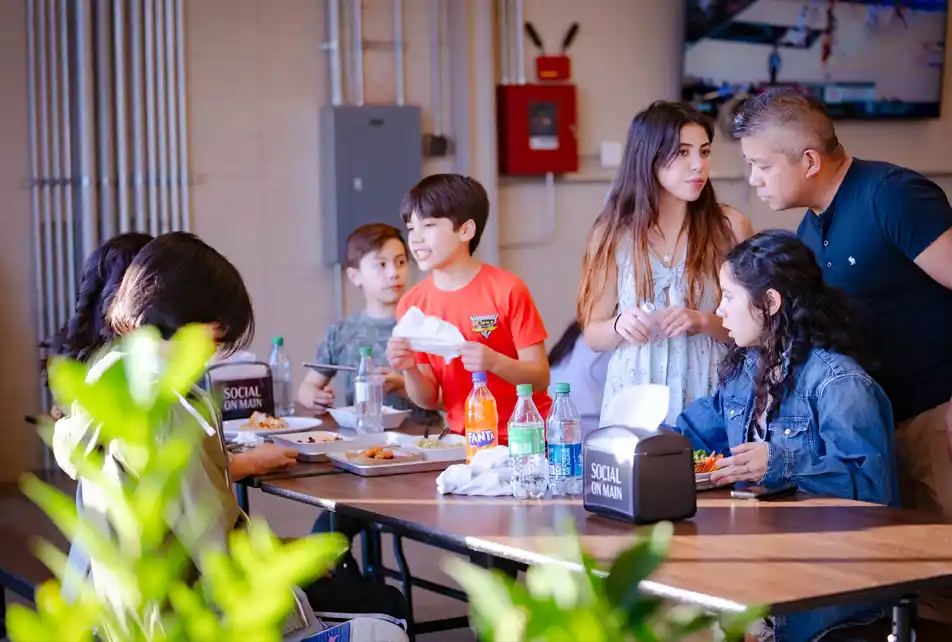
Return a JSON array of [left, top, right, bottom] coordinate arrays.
[[436, 446, 513, 496], [392, 306, 466, 361]]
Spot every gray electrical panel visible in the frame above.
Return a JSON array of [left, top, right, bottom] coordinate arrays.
[[320, 105, 423, 266]]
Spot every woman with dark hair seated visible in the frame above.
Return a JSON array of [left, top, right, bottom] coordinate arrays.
[[669, 230, 896, 642], [48, 232, 154, 363], [52, 232, 409, 625], [46, 231, 297, 480]]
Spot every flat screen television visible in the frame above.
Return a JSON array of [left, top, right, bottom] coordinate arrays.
[[682, 0, 948, 119]]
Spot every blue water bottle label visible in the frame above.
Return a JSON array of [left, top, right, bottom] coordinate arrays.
[[548, 443, 582, 477]]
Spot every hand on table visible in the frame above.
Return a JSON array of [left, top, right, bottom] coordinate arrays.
[[231, 443, 298, 480], [710, 442, 769, 486]]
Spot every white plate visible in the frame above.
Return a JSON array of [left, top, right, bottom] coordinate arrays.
[[223, 415, 322, 437], [328, 406, 411, 430], [392, 433, 466, 462]]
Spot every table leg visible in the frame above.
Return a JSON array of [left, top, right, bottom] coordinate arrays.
[[392, 536, 417, 642], [889, 596, 917, 642], [360, 525, 384, 582], [235, 484, 250, 515], [1, 586, 7, 639]]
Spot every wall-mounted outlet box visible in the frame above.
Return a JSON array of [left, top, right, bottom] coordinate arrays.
[[599, 141, 623, 169]]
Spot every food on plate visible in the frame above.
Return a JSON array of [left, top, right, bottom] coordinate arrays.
[[416, 438, 455, 449], [694, 449, 723, 474], [239, 412, 288, 432], [346, 445, 421, 465], [360, 446, 394, 460]]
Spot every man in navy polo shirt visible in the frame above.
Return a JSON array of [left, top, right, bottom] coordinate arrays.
[[730, 88, 952, 521], [730, 89, 952, 626]]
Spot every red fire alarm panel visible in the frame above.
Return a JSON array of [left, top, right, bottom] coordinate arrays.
[[497, 83, 578, 176], [497, 21, 580, 176]]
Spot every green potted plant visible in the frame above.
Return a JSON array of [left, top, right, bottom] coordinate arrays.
[[7, 326, 346, 642], [444, 520, 764, 641]]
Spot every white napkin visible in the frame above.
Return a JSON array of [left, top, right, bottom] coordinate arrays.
[[436, 446, 513, 496], [600, 384, 670, 429], [392, 306, 466, 361]]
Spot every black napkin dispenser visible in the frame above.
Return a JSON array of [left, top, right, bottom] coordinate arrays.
[[582, 425, 697, 524]]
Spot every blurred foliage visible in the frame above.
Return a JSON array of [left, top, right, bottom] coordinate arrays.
[[9, 325, 345, 642], [444, 520, 765, 642]]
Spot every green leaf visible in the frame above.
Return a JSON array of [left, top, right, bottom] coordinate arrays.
[[32, 538, 71, 581], [442, 556, 523, 638], [158, 324, 216, 399], [604, 522, 673, 612], [719, 605, 769, 641], [123, 327, 162, 409], [525, 562, 581, 610]]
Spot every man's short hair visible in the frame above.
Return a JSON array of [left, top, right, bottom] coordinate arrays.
[[730, 88, 842, 159], [345, 223, 408, 269]]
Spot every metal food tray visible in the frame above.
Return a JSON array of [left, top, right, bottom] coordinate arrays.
[[326, 452, 461, 477], [695, 472, 717, 492], [271, 431, 389, 463]]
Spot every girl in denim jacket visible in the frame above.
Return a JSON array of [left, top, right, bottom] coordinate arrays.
[[671, 230, 897, 642]]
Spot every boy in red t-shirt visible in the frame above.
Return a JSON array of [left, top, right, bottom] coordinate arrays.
[[386, 174, 551, 444]]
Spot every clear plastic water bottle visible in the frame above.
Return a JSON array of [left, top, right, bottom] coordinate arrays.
[[354, 346, 384, 433], [508, 384, 548, 499], [546, 382, 583, 496], [269, 336, 293, 416]]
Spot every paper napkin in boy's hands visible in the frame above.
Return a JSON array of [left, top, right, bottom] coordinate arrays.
[[392, 306, 466, 361], [436, 446, 512, 496]]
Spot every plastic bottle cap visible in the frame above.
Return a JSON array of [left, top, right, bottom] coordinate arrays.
[[273, 336, 284, 346], [555, 382, 570, 394], [472, 372, 487, 383], [516, 384, 533, 396], [358, 346, 372, 356]]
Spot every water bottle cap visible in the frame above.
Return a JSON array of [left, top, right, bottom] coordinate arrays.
[[555, 382, 570, 394], [272, 336, 284, 346], [358, 346, 372, 356], [472, 372, 487, 383], [516, 384, 532, 396]]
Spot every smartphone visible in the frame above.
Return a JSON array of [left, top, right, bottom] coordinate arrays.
[[730, 484, 798, 501]]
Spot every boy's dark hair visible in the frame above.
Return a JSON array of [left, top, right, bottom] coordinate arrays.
[[399, 174, 489, 254], [345, 223, 409, 269], [108, 232, 255, 356]]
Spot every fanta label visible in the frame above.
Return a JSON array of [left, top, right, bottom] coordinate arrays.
[[467, 429, 497, 449]]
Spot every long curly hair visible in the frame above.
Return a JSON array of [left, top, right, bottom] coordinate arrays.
[[718, 230, 860, 421], [47, 232, 153, 363]]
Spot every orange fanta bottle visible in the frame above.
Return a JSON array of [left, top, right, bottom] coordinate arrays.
[[464, 372, 498, 463]]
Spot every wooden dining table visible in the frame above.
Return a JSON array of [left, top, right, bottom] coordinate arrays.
[[256, 468, 952, 642]]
